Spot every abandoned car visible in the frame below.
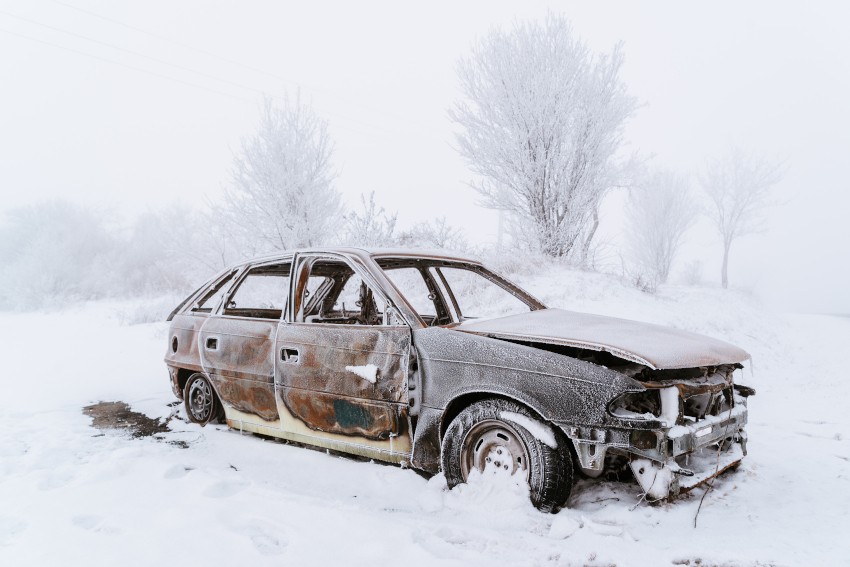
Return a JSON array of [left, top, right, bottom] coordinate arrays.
[[164, 248, 753, 511]]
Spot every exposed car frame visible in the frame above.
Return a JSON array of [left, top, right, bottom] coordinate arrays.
[[165, 248, 753, 511]]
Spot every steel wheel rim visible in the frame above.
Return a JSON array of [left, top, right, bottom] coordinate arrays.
[[460, 419, 530, 481], [188, 378, 213, 421]]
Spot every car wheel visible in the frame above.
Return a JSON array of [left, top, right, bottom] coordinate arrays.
[[441, 398, 572, 512], [184, 373, 221, 426]]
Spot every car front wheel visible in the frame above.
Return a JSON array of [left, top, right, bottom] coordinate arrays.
[[441, 398, 572, 512], [183, 373, 221, 426]]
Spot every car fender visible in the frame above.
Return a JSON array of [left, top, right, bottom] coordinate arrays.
[[409, 327, 640, 472]]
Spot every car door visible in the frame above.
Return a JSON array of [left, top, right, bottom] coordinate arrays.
[[198, 260, 291, 429], [274, 253, 413, 461]]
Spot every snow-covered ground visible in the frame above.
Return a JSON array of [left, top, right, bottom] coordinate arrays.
[[1, 269, 848, 566]]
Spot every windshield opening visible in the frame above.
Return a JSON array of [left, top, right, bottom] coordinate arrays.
[[376, 258, 543, 325]]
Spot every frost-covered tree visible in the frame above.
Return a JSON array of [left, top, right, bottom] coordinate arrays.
[[125, 206, 238, 291], [219, 95, 341, 254], [626, 170, 697, 284], [701, 149, 783, 288], [0, 201, 117, 309], [399, 217, 467, 251], [342, 192, 398, 247], [450, 14, 637, 260]]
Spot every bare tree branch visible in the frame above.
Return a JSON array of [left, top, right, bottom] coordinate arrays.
[[626, 170, 698, 284], [343, 191, 398, 247]]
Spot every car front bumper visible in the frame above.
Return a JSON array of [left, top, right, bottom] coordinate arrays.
[[629, 403, 748, 499], [559, 396, 749, 500]]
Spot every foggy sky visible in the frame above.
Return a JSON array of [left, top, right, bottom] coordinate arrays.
[[1, 0, 848, 312]]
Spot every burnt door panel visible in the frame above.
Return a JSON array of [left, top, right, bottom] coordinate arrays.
[[275, 323, 410, 442], [199, 316, 279, 423]]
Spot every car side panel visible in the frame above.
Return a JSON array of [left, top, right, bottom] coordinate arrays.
[[198, 316, 280, 423], [165, 313, 206, 373]]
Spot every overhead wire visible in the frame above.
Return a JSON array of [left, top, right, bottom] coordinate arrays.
[[1, 4, 436, 141], [0, 28, 408, 140], [45, 0, 433, 130], [48, 0, 291, 84], [0, 7, 269, 96], [0, 34, 411, 143], [0, 27, 254, 102]]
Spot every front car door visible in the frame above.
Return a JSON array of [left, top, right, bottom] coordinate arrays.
[[274, 253, 413, 463]]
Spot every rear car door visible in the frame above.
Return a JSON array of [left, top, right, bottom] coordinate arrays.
[[274, 253, 413, 461], [198, 260, 291, 429]]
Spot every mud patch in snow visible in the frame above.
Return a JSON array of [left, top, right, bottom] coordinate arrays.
[[83, 401, 176, 442]]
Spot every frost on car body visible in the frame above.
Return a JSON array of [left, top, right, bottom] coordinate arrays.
[[164, 247, 754, 510]]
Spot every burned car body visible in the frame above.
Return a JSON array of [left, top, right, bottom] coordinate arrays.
[[165, 248, 752, 511]]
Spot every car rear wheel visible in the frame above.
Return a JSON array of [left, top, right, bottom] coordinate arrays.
[[441, 398, 572, 512], [184, 373, 221, 426]]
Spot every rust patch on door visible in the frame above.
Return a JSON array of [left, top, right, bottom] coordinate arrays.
[[211, 375, 279, 422], [201, 318, 280, 423], [281, 388, 407, 440]]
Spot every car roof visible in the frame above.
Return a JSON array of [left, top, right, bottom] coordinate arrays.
[[233, 247, 483, 267]]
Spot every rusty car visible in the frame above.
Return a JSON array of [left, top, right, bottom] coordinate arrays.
[[164, 248, 753, 511]]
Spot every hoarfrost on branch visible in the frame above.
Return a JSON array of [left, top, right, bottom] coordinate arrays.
[[218, 94, 341, 255], [450, 14, 638, 261]]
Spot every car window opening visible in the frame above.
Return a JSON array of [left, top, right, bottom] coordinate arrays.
[[375, 258, 539, 325], [191, 269, 238, 313], [222, 263, 291, 320], [300, 260, 388, 326]]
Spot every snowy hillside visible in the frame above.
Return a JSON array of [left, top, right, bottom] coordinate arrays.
[[1, 267, 848, 566]]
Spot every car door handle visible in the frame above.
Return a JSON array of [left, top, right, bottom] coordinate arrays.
[[280, 347, 300, 363], [205, 337, 218, 350]]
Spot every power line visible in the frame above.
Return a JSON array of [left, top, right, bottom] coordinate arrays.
[[0, 7, 268, 97], [2, 9, 438, 144], [0, 27, 253, 102], [48, 0, 291, 85], [45, 0, 432, 129], [2, 6, 429, 140], [0, 27, 416, 143]]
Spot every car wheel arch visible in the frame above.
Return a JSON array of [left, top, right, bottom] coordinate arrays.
[[175, 368, 196, 399], [438, 390, 579, 471], [439, 396, 575, 511], [440, 390, 552, 442]]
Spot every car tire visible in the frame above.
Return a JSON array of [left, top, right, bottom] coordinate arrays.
[[441, 398, 572, 513], [183, 373, 221, 426]]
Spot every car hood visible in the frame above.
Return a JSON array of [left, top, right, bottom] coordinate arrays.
[[453, 308, 750, 370]]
